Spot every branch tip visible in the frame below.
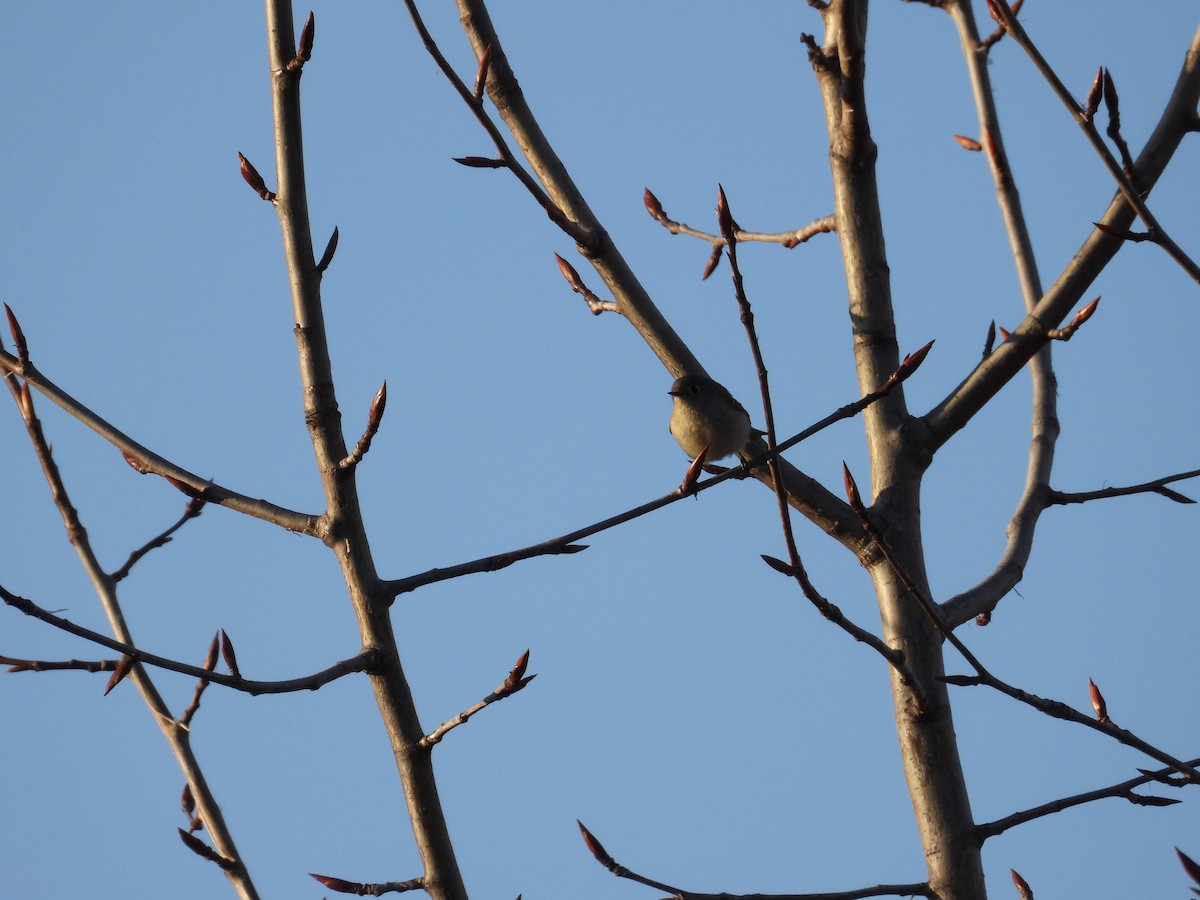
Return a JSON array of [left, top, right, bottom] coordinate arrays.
[[1089, 677, 1110, 723], [643, 188, 665, 222], [1010, 868, 1033, 899]]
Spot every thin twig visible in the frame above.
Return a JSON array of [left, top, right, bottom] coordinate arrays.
[[988, 0, 1200, 283], [717, 186, 924, 705], [0, 348, 320, 535], [844, 465, 1200, 784], [112, 498, 206, 583], [1046, 469, 1199, 506], [420, 650, 535, 748], [976, 758, 1198, 841], [0, 583, 377, 695]]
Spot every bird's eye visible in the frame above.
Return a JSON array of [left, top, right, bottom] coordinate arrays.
[[686, 383, 700, 395]]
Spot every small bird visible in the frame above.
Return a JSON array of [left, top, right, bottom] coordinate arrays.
[[668, 374, 758, 463]]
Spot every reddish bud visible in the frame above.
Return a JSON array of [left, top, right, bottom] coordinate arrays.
[[17, 382, 33, 421], [237, 152, 275, 201], [104, 656, 134, 696], [985, 0, 1004, 27], [1010, 868, 1033, 899], [895, 340, 934, 382], [220, 630, 240, 678], [976, 611, 992, 626], [510, 649, 530, 682], [577, 820, 614, 867], [165, 475, 202, 498], [181, 783, 196, 818], [997, 325, 1011, 341], [309, 873, 360, 892], [842, 462, 864, 511], [701, 246, 722, 281], [1083, 67, 1104, 120], [202, 632, 220, 672], [296, 12, 315, 64], [4, 303, 28, 364], [1089, 677, 1110, 723], [715, 184, 736, 244], [178, 829, 235, 870], [1177, 848, 1200, 886], [1072, 297, 1100, 327], [316, 226, 339, 273], [122, 451, 151, 474], [761, 555, 796, 577], [368, 380, 388, 430], [452, 156, 506, 169], [953, 134, 983, 152], [643, 188, 665, 221], [1102, 68, 1120, 121], [472, 44, 492, 100], [555, 253, 583, 289]]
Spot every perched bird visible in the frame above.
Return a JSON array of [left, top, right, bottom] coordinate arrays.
[[668, 374, 758, 462]]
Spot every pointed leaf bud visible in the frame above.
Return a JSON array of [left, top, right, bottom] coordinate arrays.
[[472, 44, 492, 100], [1010, 868, 1033, 899], [452, 156, 506, 169], [181, 783, 196, 818], [953, 134, 982, 152], [701, 246, 722, 281], [4, 303, 28, 364], [104, 656, 134, 696], [297, 12, 315, 63], [237, 152, 275, 201], [1102, 68, 1120, 123], [715, 184, 736, 244], [643, 188, 666, 222], [842, 462, 864, 512], [122, 451, 151, 474], [1089, 677, 1110, 723], [555, 253, 583, 290], [202, 632, 220, 672], [761, 555, 796, 577], [316, 226, 339, 273], [997, 325, 1011, 341], [1083, 67, 1104, 120], [1177, 848, 1200, 886], [368, 381, 388, 430], [577, 821, 614, 867], [220, 629, 240, 678]]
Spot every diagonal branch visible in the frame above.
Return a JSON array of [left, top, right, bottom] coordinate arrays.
[[988, 1, 1200, 284], [0, 350, 320, 535], [976, 758, 1199, 841], [0, 583, 378, 695], [1046, 469, 1199, 506]]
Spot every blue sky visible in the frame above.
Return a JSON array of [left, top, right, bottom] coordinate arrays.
[[2, 3, 1198, 898]]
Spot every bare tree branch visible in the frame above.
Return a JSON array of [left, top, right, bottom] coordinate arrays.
[[977, 759, 1198, 841]]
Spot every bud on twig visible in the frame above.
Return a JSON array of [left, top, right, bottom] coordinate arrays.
[[452, 156, 506, 169], [316, 226, 339, 274], [761, 555, 796, 577], [202, 632, 220, 673], [643, 188, 666, 222], [1083, 67, 1104, 121], [237, 152, 275, 201], [286, 11, 315, 72], [220, 629, 240, 678], [181, 783, 196, 820], [4, 303, 29, 365], [842, 462, 865, 512], [1089, 677, 1110, 723], [983, 321, 997, 359], [472, 44, 492, 101], [178, 829, 236, 870], [1010, 868, 1033, 899], [122, 451, 151, 474], [577, 820, 615, 869], [715, 184, 736, 245], [555, 253, 584, 291], [953, 134, 983, 152], [104, 655, 135, 695], [1177, 848, 1200, 888], [701, 245, 722, 280]]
